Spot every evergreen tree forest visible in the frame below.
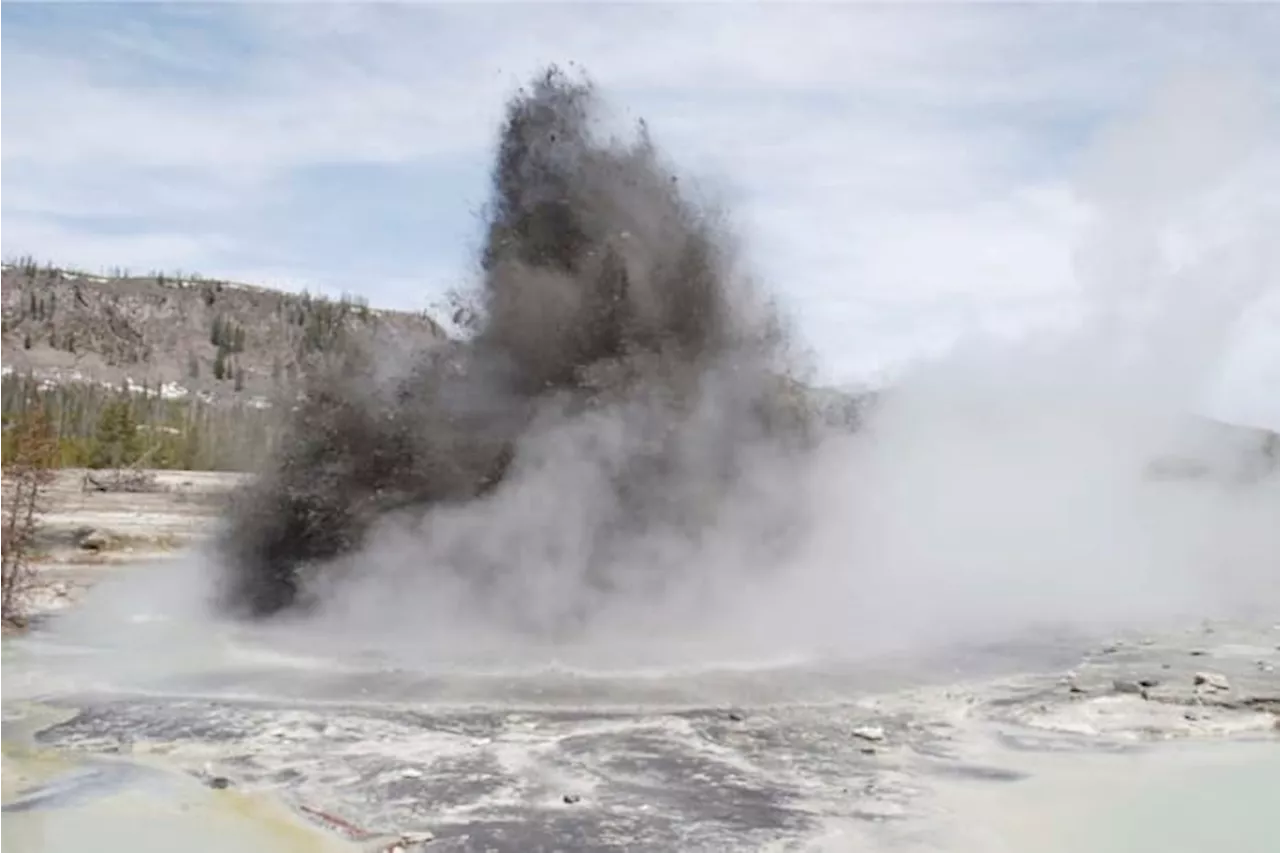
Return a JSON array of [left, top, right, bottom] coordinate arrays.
[[1, 259, 446, 475], [1, 373, 280, 471]]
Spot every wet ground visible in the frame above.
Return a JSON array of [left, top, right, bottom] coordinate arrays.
[[4, 570, 1279, 853]]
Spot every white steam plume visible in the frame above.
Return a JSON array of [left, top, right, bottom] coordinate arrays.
[[32, 68, 1277, 690], [286, 68, 1279, 670]]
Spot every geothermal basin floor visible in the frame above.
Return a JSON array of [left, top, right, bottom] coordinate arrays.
[[3, 570, 1279, 852]]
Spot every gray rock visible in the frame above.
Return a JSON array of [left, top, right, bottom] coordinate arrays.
[[76, 529, 108, 551], [1112, 679, 1145, 696], [852, 725, 886, 742], [1193, 671, 1230, 691], [563, 793, 582, 805]]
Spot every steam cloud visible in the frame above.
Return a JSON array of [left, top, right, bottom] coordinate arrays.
[[211, 66, 1278, 669], [216, 68, 821, 637]]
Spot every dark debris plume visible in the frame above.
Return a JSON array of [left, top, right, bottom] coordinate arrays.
[[215, 67, 823, 629]]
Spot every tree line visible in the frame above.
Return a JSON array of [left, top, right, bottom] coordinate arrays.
[[1, 373, 282, 472]]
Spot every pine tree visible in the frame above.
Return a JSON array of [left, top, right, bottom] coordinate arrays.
[[90, 401, 141, 469], [2, 408, 58, 626], [213, 346, 227, 381]]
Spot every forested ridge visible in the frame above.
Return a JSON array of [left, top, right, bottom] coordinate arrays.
[[1, 259, 449, 471]]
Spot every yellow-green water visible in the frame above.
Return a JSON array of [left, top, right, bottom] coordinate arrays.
[[2, 703, 352, 853], [4, 783, 352, 853]]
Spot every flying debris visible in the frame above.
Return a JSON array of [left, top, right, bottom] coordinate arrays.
[[216, 67, 823, 627]]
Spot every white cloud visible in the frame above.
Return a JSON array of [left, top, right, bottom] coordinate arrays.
[[3, 3, 1278, 382]]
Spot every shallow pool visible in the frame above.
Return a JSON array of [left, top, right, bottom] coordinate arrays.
[[3, 775, 351, 853], [2, 704, 353, 853], [929, 738, 1280, 853]]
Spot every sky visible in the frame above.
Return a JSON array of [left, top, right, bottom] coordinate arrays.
[[3, 2, 1279, 386]]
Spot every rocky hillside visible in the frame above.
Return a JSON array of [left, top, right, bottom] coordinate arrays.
[[0, 259, 447, 403]]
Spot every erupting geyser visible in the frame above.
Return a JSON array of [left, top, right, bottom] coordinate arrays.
[[216, 67, 821, 630]]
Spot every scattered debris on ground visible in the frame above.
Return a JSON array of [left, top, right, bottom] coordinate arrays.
[[74, 527, 109, 551], [1194, 671, 1231, 691], [299, 803, 376, 840], [82, 468, 164, 494]]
